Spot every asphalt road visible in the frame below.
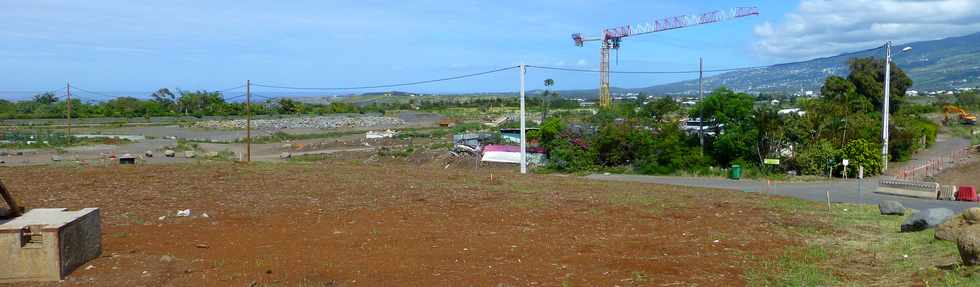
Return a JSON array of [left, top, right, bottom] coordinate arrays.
[[585, 174, 980, 213]]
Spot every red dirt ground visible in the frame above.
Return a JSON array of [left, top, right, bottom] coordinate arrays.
[[1, 162, 812, 286]]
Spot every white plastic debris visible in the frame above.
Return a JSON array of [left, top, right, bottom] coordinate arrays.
[[176, 209, 191, 217], [85, 265, 95, 270], [158, 216, 166, 221], [201, 213, 209, 218]]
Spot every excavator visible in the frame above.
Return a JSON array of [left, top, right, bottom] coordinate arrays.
[[943, 105, 977, 126]]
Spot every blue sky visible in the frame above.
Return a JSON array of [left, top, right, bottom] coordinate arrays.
[[2, 0, 978, 98]]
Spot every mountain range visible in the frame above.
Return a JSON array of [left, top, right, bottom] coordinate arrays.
[[635, 32, 980, 96]]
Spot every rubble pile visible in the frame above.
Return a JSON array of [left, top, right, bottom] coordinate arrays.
[[193, 116, 405, 130]]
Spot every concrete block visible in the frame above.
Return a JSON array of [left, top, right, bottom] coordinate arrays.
[[0, 208, 101, 283], [875, 187, 938, 199]]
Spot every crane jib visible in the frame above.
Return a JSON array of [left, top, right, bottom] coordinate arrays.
[[601, 7, 758, 41]]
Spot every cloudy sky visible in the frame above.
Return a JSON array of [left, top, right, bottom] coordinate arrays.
[[0, 0, 978, 97]]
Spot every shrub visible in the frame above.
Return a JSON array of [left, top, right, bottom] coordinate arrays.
[[795, 140, 839, 176], [841, 138, 882, 176]]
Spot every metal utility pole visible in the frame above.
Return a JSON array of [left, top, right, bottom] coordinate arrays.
[[882, 41, 891, 172], [246, 80, 252, 163], [698, 58, 704, 153], [66, 82, 72, 145], [598, 42, 611, 107], [519, 63, 527, 174]]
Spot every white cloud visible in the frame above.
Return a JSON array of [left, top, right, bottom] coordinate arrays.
[[755, 0, 980, 60]]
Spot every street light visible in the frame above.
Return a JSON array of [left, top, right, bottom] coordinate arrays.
[[882, 42, 912, 173]]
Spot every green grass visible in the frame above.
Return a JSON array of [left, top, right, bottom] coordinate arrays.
[[745, 245, 836, 287], [752, 197, 980, 286]]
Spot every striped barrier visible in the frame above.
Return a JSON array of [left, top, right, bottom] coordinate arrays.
[[939, 185, 957, 201]]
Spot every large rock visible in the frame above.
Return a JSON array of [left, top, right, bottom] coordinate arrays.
[[879, 200, 906, 215], [184, 151, 196, 158], [279, 152, 291, 160], [936, 208, 980, 242], [51, 155, 64, 162], [164, 150, 176, 157], [957, 224, 980, 266], [902, 208, 955, 232]]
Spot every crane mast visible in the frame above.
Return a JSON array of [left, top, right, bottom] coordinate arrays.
[[573, 7, 759, 108]]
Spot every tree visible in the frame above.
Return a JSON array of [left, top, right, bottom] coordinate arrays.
[[690, 87, 754, 132], [847, 57, 912, 113], [541, 79, 555, 122], [643, 96, 679, 124], [753, 106, 788, 165], [150, 88, 176, 110], [32, 92, 59, 105]]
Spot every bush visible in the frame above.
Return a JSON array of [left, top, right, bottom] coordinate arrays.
[[841, 138, 882, 176], [889, 116, 938, 162], [546, 140, 596, 172], [795, 140, 839, 176], [634, 124, 711, 175]]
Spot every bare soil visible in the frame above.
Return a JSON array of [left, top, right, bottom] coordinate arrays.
[[1, 162, 813, 286]]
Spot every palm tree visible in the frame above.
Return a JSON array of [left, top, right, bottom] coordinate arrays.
[[542, 79, 555, 122]]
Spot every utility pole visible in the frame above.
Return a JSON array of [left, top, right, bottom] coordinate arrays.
[[698, 58, 704, 154], [246, 80, 252, 163], [882, 42, 891, 172], [66, 82, 72, 145], [519, 63, 527, 174]]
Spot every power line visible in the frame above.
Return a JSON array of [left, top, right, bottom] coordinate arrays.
[[525, 64, 770, 74], [218, 84, 246, 93], [253, 65, 520, 91], [68, 86, 123, 100]]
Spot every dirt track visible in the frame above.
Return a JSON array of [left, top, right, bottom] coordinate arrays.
[[1, 162, 811, 286]]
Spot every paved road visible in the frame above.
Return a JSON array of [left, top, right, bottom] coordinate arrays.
[[586, 174, 980, 213]]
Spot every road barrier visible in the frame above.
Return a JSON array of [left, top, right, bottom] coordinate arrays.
[[875, 178, 940, 199], [939, 185, 957, 201]]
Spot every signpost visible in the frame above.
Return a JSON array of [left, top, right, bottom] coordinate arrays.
[[764, 159, 780, 195], [842, 159, 850, 180], [858, 166, 865, 203]]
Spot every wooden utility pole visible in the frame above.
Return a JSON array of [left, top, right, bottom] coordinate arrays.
[[66, 82, 72, 145], [245, 80, 251, 163]]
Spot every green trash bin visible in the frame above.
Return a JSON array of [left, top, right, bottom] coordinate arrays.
[[730, 164, 742, 180]]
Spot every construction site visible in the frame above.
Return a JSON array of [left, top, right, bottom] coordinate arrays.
[[4, 2, 980, 286]]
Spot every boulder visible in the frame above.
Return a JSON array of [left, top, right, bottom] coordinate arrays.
[[205, 151, 219, 158], [937, 216, 969, 241], [279, 152, 291, 159], [879, 200, 906, 215], [957, 224, 980, 266], [936, 208, 980, 242], [145, 150, 154, 158], [51, 155, 64, 162], [966, 208, 980, 223], [184, 151, 196, 158], [164, 150, 176, 157], [902, 208, 955, 232]]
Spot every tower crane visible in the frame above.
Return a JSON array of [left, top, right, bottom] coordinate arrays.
[[572, 7, 760, 107]]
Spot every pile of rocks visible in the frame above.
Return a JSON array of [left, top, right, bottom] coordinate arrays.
[[193, 116, 405, 130]]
